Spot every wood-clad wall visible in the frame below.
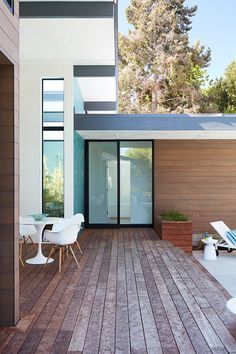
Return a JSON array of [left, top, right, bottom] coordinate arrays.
[[0, 0, 19, 326], [154, 140, 236, 234]]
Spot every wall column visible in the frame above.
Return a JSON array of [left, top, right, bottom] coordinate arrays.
[[0, 60, 19, 326]]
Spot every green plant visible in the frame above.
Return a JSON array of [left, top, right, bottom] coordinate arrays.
[[160, 210, 189, 222], [43, 155, 64, 217]]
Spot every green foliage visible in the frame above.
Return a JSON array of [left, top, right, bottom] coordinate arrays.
[[43, 156, 64, 217], [124, 148, 152, 167], [202, 61, 236, 113], [119, 0, 211, 114], [160, 210, 189, 221]]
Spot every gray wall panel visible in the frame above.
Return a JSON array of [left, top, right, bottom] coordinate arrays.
[[84, 101, 116, 111], [74, 65, 115, 77], [20, 1, 114, 18]]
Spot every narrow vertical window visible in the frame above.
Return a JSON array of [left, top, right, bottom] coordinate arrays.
[[42, 79, 64, 217]]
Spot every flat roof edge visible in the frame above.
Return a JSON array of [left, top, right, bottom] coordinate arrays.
[[74, 114, 236, 131]]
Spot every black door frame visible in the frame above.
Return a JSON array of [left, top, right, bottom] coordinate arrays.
[[84, 139, 154, 228]]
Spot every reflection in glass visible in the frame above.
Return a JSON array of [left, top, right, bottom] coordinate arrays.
[[43, 141, 64, 217], [89, 142, 117, 224], [120, 141, 152, 224], [43, 79, 64, 126]]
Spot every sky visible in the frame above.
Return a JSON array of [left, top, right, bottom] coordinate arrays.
[[118, 0, 236, 80]]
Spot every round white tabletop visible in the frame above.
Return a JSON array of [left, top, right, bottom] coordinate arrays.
[[21, 217, 64, 264], [202, 238, 218, 260]]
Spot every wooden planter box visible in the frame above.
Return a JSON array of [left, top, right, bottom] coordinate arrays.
[[155, 215, 192, 253]]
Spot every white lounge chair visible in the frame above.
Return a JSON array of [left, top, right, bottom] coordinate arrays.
[[210, 221, 236, 256]]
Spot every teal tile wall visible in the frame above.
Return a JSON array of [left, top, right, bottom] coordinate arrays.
[[73, 78, 84, 215], [74, 131, 84, 215]]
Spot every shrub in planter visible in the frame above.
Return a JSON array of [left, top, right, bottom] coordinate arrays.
[[155, 210, 192, 253]]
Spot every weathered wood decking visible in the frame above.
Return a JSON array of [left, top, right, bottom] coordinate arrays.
[[1, 229, 236, 353]]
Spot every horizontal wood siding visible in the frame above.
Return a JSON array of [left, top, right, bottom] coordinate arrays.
[[0, 0, 19, 326], [0, 0, 19, 63], [154, 140, 236, 234]]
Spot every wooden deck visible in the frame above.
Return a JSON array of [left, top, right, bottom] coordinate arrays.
[[1, 228, 236, 353]]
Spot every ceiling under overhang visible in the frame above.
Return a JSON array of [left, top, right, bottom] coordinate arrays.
[[76, 130, 236, 140]]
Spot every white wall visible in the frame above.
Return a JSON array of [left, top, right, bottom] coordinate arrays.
[[20, 61, 74, 217]]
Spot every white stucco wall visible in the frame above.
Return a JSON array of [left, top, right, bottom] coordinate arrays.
[[20, 61, 74, 217]]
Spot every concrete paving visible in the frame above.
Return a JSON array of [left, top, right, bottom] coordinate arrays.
[[193, 250, 236, 297]]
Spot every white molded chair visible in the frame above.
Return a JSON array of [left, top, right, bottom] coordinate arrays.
[[210, 221, 236, 255], [19, 222, 37, 266], [226, 297, 236, 315], [51, 213, 84, 255], [44, 217, 81, 273], [69, 213, 84, 254]]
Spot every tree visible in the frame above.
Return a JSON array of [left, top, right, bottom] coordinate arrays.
[[119, 0, 211, 114], [124, 147, 152, 167], [203, 61, 236, 113], [43, 154, 64, 217]]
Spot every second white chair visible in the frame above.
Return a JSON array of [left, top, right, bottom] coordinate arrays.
[[51, 213, 84, 255], [19, 223, 37, 266], [43, 217, 81, 273]]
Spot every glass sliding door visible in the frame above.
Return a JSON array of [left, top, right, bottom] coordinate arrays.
[[120, 141, 152, 224], [87, 140, 153, 226], [88, 142, 118, 224]]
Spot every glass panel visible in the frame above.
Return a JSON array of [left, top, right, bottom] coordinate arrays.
[[89, 142, 117, 224], [43, 130, 64, 141], [43, 112, 64, 123], [120, 141, 152, 224], [43, 141, 64, 217], [43, 79, 64, 126]]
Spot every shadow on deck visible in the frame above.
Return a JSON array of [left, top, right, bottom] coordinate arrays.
[[1, 228, 236, 353]]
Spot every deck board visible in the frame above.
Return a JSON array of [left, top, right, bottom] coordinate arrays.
[[1, 228, 236, 354]]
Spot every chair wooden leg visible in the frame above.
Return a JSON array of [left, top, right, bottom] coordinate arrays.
[[19, 256, 24, 267], [44, 246, 55, 268], [62, 246, 65, 264], [19, 240, 24, 267], [65, 245, 69, 258], [76, 240, 83, 255], [23, 235, 37, 254], [28, 236, 37, 251], [59, 247, 62, 273], [69, 245, 80, 269]]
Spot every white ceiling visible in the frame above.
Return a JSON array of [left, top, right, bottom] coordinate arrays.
[[76, 77, 116, 102], [20, 18, 115, 63], [77, 130, 236, 140]]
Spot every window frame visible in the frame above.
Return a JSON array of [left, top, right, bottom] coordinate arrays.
[[42, 78, 65, 217], [85, 139, 154, 228]]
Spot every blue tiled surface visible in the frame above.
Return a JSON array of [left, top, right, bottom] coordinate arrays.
[[74, 132, 84, 215]]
